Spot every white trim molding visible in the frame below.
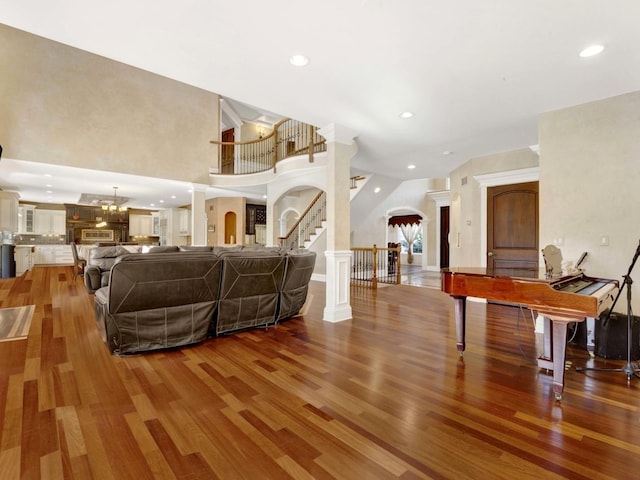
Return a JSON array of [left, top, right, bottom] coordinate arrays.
[[428, 190, 451, 270], [323, 250, 353, 322]]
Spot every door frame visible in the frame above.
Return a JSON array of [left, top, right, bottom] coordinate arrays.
[[428, 190, 450, 271], [474, 167, 539, 267]]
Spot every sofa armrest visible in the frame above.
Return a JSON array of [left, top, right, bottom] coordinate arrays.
[[84, 265, 103, 293]]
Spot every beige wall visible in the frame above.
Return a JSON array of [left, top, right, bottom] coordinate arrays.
[[448, 148, 540, 267], [0, 24, 219, 184], [205, 197, 245, 246], [539, 90, 640, 311]]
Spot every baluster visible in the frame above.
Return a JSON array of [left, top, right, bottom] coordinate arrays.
[[308, 124, 314, 162]]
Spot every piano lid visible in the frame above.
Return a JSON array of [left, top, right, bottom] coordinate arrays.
[[441, 267, 580, 285]]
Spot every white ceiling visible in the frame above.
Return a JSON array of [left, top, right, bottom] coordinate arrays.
[[1, 0, 640, 207]]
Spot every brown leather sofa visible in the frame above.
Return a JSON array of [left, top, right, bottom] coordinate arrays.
[[93, 248, 316, 354]]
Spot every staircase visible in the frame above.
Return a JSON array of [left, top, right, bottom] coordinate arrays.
[[278, 175, 369, 249], [278, 191, 326, 249]]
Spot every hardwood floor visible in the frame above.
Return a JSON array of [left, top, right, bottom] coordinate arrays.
[[1, 266, 640, 479]]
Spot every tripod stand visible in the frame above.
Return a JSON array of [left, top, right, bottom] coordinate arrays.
[[576, 239, 640, 381]]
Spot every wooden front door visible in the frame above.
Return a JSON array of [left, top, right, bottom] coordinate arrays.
[[487, 181, 539, 277]]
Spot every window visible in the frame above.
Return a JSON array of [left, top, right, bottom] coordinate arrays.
[[397, 229, 423, 253]]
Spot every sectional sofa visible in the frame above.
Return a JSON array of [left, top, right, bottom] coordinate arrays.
[[91, 246, 316, 354]]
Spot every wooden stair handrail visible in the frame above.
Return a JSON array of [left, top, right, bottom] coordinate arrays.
[[278, 191, 326, 248]]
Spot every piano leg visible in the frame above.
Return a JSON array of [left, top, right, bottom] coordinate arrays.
[[551, 320, 569, 401], [453, 296, 467, 356], [536, 314, 571, 401]]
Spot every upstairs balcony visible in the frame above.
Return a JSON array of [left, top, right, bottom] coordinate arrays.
[[210, 118, 326, 176]]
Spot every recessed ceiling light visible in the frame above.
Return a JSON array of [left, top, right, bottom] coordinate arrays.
[[150, 203, 155, 207], [159, 200, 165, 203], [407, 164, 416, 170], [579, 44, 604, 57], [289, 54, 309, 66], [442, 150, 453, 156], [399, 111, 414, 119], [171, 195, 177, 199], [374, 187, 381, 193]]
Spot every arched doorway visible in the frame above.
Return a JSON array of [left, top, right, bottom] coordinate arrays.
[[224, 211, 237, 244], [279, 208, 300, 237]]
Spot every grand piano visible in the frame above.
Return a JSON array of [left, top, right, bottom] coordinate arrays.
[[441, 268, 618, 400]]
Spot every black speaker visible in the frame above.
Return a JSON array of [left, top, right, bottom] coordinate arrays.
[[595, 311, 640, 360]]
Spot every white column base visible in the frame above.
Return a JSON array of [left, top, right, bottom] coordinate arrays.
[[323, 250, 352, 322]]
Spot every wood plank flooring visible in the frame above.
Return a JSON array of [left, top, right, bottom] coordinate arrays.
[[1, 266, 640, 479]]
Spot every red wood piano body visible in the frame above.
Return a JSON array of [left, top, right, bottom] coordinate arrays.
[[441, 268, 618, 400]]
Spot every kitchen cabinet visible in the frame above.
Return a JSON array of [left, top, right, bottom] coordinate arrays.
[[33, 245, 56, 264], [129, 214, 153, 236], [35, 210, 66, 235], [158, 209, 180, 246], [33, 245, 72, 265], [179, 209, 191, 235], [18, 205, 36, 234], [0, 191, 19, 232], [15, 246, 33, 276], [151, 212, 159, 235]]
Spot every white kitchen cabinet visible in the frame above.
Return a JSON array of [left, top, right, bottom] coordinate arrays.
[[158, 209, 180, 246], [151, 212, 159, 235], [18, 205, 36, 234], [55, 245, 73, 264], [33, 245, 72, 265], [35, 210, 66, 235], [34, 245, 56, 264], [129, 214, 153, 236], [15, 246, 33, 276], [179, 209, 191, 235], [0, 191, 20, 232]]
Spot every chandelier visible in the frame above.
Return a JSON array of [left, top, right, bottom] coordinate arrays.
[[102, 186, 128, 213]]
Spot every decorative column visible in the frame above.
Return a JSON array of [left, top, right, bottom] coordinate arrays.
[[265, 186, 276, 246], [317, 123, 358, 322], [191, 186, 207, 246]]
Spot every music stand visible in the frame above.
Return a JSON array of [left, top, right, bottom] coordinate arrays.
[[576, 239, 640, 381]]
